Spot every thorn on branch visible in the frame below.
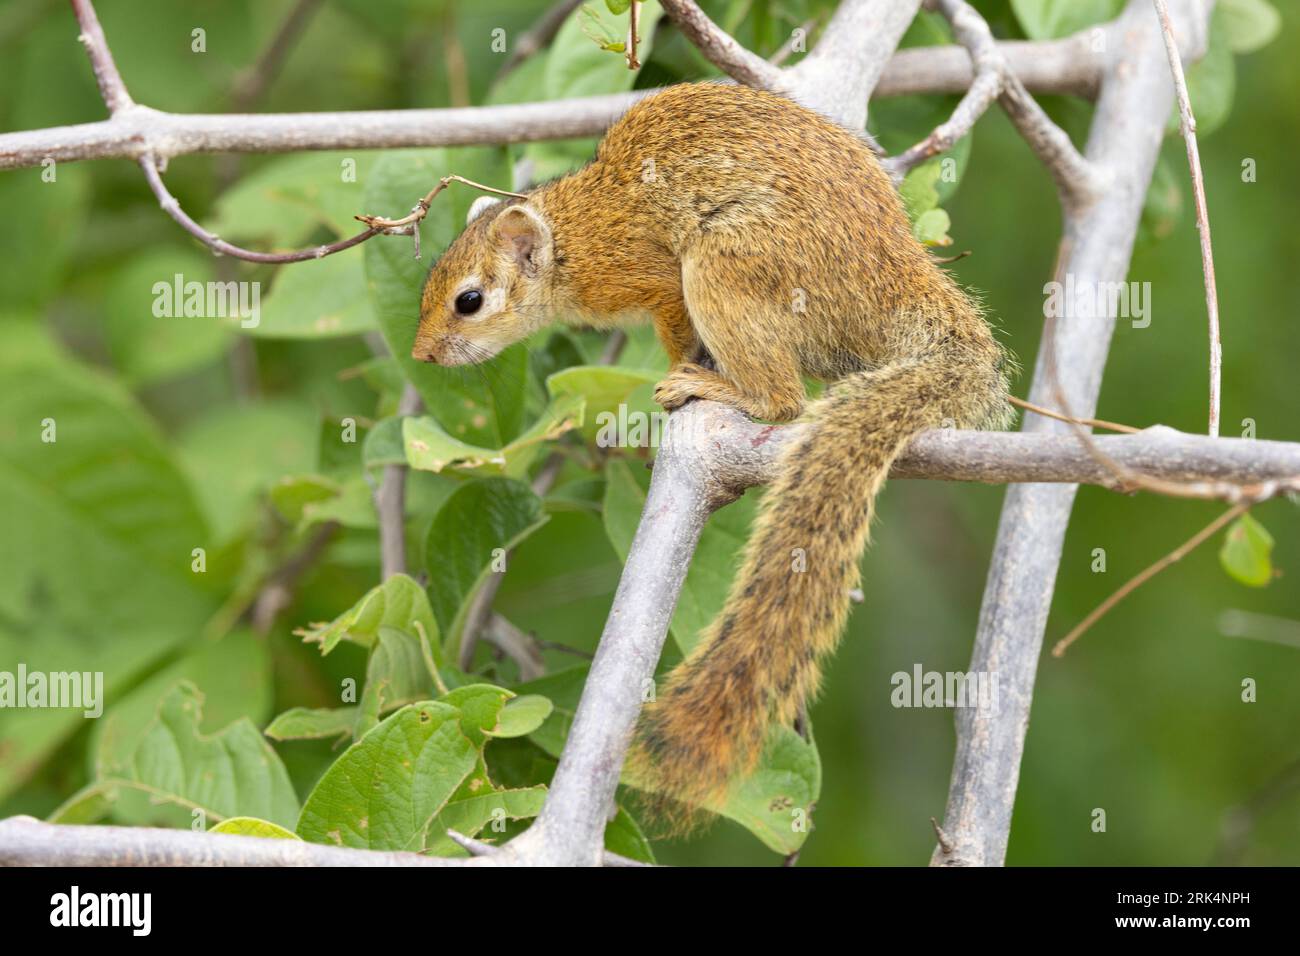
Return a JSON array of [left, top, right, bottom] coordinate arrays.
[[931, 816, 954, 854]]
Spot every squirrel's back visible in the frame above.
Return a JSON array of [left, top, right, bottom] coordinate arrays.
[[537, 83, 980, 376]]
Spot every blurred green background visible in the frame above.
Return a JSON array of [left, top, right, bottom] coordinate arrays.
[[0, 0, 1296, 865]]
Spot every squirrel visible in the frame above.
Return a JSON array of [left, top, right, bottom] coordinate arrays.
[[413, 82, 1013, 824]]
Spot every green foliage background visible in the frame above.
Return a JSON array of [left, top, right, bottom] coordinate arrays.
[[0, 0, 1296, 864]]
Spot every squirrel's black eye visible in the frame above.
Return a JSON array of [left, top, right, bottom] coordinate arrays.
[[454, 290, 484, 316]]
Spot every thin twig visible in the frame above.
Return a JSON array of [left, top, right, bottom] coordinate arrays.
[[500, 0, 584, 76], [930, 817, 954, 854], [70, 0, 132, 113], [1052, 503, 1249, 657], [659, 0, 782, 89], [626, 1, 642, 71], [900, 0, 1102, 207], [229, 0, 322, 112], [376, 384, 424, 580], [481, 614, 547, 681], [73, 1, 523, 266], [250, 522, 341, 635], [140, 154, 391, 263], [1153, 0, 1221, 437], [886, 0, 1003, 178], [1008, 395, 1140, 434], [355, 175, 526, 230]]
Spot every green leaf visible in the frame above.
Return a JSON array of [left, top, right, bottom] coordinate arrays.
[[898, 159, 956, 245], [354, 626, 438, 739], [425, 477, 550, 658], [296, 701, 477, 850], [440, 684, 513, 748], [1010, 0, 1124, 40], [177, 400, 319, 544], [1140, 153, 1184, 244], [707, 727, 821, 856], [251, 254, 375, 339], [0, 344, 212, 801], [1219, 513, 1274, 587], [547, 365, 661, 443], [1179, 6, 1236, 138], [0, 165, 89, 310], [486, 694, 554, 738], [546, 1, 664, 99], [512, 665, 589, 758], [364, 416, 408, 468], [1218, 0, 1280, 54], [899, 159, 943, 222], [913, 208, 953, 247], [603, 459, 762, 654], [50, 682, 300, 830], [297, 573, 442, 658], [265, 706, 359, 742], [90, 627, 273, 780], [424, 786, 548, 857], [402, 419, 506, 473], [403, 394, 584, 477], [208, 152, 377, 243], [103, 248, 232, 385], [605, 806, 656, 864], [272, 475, 378, 532], [211, 817, 300, 840], [269, 474, 342, 525]]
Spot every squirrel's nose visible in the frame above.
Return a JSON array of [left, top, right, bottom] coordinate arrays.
[[412, 345, 440, 364]]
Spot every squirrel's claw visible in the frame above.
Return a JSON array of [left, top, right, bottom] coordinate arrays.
[[653, 363, 710, 411]]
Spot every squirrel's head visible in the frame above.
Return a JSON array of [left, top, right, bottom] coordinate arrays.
[[413, 196, 555, 366]]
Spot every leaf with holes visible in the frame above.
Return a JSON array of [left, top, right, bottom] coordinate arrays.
[[296, 701, 477, 851]]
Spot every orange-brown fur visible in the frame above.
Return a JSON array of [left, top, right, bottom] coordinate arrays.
[[414, 83, 1013, 824]]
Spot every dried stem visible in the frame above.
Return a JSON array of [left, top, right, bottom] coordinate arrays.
[[1153, 0, 1222, 437], [376, 384, 425, 580], [1007, 395, 1140, 434], [1052, 503, 1249, 657], [626, 1, 642, 72]]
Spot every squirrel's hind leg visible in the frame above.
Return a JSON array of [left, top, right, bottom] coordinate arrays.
[[654, 247, 806, 422]]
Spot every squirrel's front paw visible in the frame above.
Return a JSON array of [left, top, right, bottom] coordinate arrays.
[[653, 363, 710, 411]]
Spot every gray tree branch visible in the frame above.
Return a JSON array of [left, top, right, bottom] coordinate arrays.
[[2, 21, 1125, 171], [930, 0, 1215, 868]]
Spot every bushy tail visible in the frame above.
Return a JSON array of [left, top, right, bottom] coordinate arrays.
[[628, 341, 1009, 827]]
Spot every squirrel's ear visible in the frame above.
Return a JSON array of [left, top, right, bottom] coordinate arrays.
[[492, 205, 552, 277], [466, 195, 502, 225]]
